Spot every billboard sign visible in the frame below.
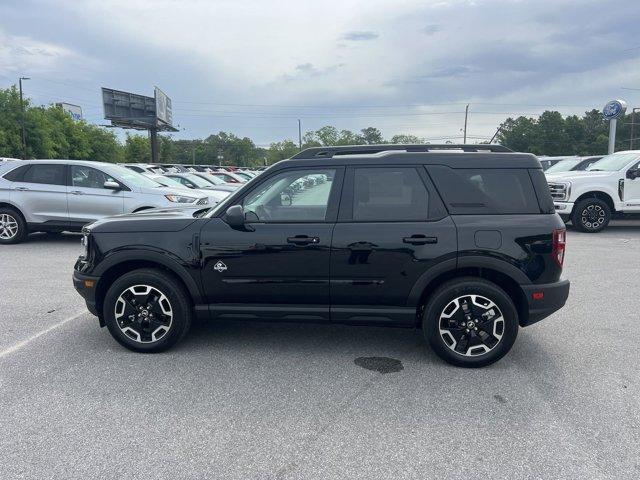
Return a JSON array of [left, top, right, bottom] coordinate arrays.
[[154, 87, 173, 126], [56, 102, 83, 121]]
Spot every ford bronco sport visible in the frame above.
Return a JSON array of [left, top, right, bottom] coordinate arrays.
[[73, 144, 570, 367]]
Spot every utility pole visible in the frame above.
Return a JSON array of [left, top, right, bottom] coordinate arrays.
[[631, 108, 640, 150], [19, 77, 30, 159], [298, 119, 302, 150], [463, 104, 469, 144]]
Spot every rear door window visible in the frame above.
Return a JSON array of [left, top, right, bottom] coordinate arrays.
[[427, 166, 540, 214], [352, 167, 429, 221], [21, 164, 67, 186]]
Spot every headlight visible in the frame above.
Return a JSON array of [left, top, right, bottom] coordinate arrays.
[[80, 232, 89, 258], [547, 181, 571, 201], [165, 194, 197, 204]]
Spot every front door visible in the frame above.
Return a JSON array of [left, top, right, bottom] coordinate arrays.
[[330, 166, 457, 325], [67, 165, 124, 224], [200, 167, 343, 322], [624, 159, 640, 211]]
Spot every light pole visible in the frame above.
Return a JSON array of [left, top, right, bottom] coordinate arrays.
[[19, 77, 30, 159]]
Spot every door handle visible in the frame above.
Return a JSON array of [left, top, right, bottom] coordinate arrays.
[[70, 190, 84, 195], [287, 235, 320, 245], [14, 186, 29, 191], [403, 235, 437, 245]]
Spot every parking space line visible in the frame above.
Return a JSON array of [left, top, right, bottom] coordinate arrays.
[[0, 311, 87, 359]]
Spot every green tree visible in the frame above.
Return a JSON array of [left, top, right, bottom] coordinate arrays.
[[266, 140, 299, 164], [390, 134, 424, 144], [124, 134, 151, 163], [359, 127, 384, 144]]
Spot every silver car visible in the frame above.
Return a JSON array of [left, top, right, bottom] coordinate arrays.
[[0, 159, 209, 244]]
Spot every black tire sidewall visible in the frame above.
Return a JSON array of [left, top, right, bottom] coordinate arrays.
[[103, 269, 192, 353], [571, 198, 610, 233], [0, 207, 27, 244], [423, 278, 519, 368]]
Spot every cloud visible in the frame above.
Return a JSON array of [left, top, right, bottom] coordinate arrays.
[[422, 24, 441, 36], [342, 31, 379, 41], [0, 0, 638, 145]]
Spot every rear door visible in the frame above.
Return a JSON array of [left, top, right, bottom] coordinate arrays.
[[330, 166, 457, 325], [11, 164, 69, 227], [67, 165, 125, 224]]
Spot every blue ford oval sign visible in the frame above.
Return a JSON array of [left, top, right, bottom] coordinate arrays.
[[602, 100, 627, 120]]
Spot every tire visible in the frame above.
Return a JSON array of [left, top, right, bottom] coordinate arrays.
[[423, 277, 519, 368], [571, 198, 611, 233], [0, 207, 28, 244], [102, 268, 193, 353]]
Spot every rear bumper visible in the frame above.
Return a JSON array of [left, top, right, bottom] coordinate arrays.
[[73, 270, 100, 317], [520, 279, 570, 326]]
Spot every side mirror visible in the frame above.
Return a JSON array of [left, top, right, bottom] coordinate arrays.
[[626, 168, 640, 180], [104, 181, 121, 190], [224, 205, 246, 228]]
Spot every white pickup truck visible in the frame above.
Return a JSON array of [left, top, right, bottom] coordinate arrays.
[[546, 150, 640, 232]]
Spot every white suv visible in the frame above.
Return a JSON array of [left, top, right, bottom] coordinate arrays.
[[0, 160, 209, 244], [546, 150, 640, 232]]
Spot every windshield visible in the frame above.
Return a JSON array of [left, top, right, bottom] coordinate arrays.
[[108, 165, 166, 188], [181, 173, 214, 188], [587, 153, 640, 171], [196, 173, 224, 185], [545, 159, 581, 173], [152, 175, 185, 188]]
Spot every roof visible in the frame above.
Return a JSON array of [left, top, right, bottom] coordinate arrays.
[[278, 144, 542, 169]]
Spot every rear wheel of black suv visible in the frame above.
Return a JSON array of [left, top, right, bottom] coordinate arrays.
[[423, 277, 519, 368], [103, 268, 192, 353], [571, 198, 610, 233], [0, 207, 27, 244]]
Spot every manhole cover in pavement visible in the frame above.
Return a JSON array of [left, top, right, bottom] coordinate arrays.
[[354, 356, 404, 374]]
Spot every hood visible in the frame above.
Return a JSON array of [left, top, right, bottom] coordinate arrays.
[[87, 205, 209, 233], [137, 184, 204, 199], [546, 170, 616, 182]]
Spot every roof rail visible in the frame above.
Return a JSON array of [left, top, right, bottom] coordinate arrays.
[[290, 143, 512, 159]]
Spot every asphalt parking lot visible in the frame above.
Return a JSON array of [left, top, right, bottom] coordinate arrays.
[[1, 223, 639, 480]]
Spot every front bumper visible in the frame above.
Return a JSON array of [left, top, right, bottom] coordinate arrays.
[[553, 201, 574, 213], [520, 279, 570, 326], [73, 270, 100, 318]]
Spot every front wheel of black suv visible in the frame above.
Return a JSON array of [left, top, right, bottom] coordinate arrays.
[[103, 268, 193, 353], [571, 198, 611, 233], [423, 277, 519, 368], [0, 207, 27, 244]]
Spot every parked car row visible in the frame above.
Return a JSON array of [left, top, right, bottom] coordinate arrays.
[[0, 160, 219, 244], [546, 150, 640, 232]]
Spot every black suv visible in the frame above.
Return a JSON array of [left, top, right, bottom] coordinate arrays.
[[73, 145, 570, 367]]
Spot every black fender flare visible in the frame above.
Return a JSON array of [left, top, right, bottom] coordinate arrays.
[[407, 255, 530, 307], [94, 249, 203, 304]]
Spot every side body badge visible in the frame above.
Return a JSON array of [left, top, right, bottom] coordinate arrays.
[[213, 261, 228, 273]]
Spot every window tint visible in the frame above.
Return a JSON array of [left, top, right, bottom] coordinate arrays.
[[353, 167, 429, 221], [243, 169, 335, 222], [22, 164, 66, 186], [428, 166, 540, 214], [71, 165, 116, 189], [2, 165, 30, 182]]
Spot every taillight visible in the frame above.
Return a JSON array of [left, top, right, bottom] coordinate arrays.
[[552, 228, 566, 267]]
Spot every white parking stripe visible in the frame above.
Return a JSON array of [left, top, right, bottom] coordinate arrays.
[[0, 311, 87, 359]]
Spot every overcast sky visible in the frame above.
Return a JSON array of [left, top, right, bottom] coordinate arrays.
[[1, 0, 639, 146]]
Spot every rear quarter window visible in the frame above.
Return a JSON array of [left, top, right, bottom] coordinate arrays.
[[2, 165, 30, 182], [427, 166, 541, 214]]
